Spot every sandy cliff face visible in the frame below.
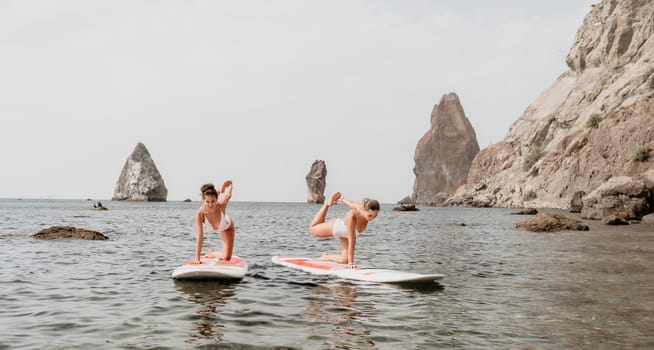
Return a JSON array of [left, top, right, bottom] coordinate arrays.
[[113, 143, 168, 202], [412, 93, 479, 205], [453, 0, 654, 208]]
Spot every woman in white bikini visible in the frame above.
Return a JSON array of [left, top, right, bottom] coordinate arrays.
[[308, 192, 380, 269], [192, 180, 235, 264]]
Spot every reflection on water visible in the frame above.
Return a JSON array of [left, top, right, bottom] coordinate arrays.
[[304, 281, 378, 350], [392, 281, 445, 294], [174, 281, 236, 345]]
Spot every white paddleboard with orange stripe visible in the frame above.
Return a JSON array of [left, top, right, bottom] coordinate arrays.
[[172, 256, 248, 280], [271, 256, 443, 284]]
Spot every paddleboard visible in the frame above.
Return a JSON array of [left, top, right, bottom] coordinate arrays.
[[271, 256, 443, 284], [172, 256, 247, 280]]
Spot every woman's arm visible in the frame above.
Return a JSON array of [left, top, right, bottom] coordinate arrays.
[[345, 212, 357, 268], [340, 197, 364, 211], [218, 179, 233, 208], [193, 211, 204, 264]]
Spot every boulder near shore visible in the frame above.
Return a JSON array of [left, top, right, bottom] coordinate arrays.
[[515, 213, 589, 232], [392, 204, 420, 212], [581, 175, 651, 221]]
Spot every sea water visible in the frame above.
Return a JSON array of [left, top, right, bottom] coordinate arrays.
[[1, 199, 652, 349]]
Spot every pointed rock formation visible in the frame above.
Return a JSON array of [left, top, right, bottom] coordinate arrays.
[[411, 93, 480, 205], [112, 143, 168, 202], [306, 160, 327, 204], [451, 0, 654, 209]]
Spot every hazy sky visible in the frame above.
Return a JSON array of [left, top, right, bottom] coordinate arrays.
[[0, 1, 597, 203]]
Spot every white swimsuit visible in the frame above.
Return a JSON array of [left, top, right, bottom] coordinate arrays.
[[204, 208, 232, 233], [332, 218, 359, 239]]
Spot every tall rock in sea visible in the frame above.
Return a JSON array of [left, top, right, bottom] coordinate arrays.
[[112, 142, 168, 202], [411, 93, 480, 205], [449, 0, 654, 209], [306, 160, 327, 204]]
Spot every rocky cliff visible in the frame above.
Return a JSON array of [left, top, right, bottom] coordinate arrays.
[[412, 93, 480, 205], [306, 160, 327, 203], [450, 0, 654, 209], [112, 142, 168, 202]]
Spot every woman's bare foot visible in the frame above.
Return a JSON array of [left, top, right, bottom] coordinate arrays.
[[327, 192, 342, 206], [204, 248, 218, 258]]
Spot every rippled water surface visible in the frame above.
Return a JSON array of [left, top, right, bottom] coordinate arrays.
[[1, 199, 653, 349]]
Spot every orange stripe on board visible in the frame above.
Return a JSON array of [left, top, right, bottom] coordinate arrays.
[[287, 259, 332, 270], [214, 257, 244, 267], [229, 256, 244, 265]]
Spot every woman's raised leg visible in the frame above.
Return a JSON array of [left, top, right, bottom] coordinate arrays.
[[309, 192, 341, 238]]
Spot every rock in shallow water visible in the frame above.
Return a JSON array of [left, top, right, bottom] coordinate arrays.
[[392, 204, 419, 212], [603, 217, 630, 225], [511, 208, 538, 215], [33, 226, 109, 240], [515, 213, 589, 232]]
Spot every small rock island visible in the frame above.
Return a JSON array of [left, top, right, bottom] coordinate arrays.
[[306, 160, 327, 204], [112, 142, 168, 202]]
